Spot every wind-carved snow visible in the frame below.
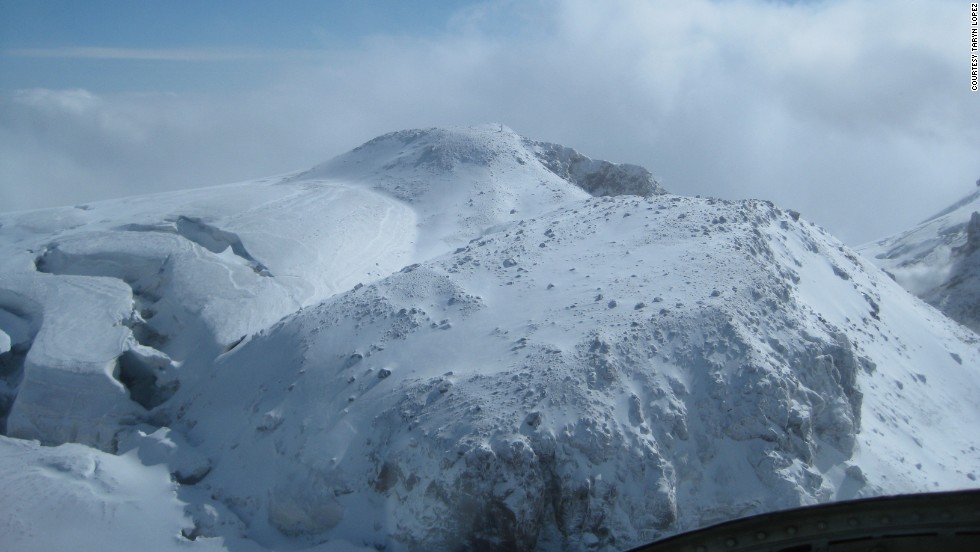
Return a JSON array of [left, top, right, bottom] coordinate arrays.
[[859, 187, 980, 333], [118, 216, 273, 277], [0, 125, 977, 551], [1, 271, 143, 451], [0, 173, 418, 456]]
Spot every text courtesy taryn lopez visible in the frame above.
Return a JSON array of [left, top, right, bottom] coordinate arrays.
[[972, 3, 978, 91]]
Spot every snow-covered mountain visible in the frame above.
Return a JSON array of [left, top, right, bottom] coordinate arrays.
[[1, 126, 977, 551], [293, 126, 663, 258], [859, 186, 980, 334]]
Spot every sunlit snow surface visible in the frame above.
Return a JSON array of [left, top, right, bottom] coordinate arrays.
[[0, 126, 976, 551]]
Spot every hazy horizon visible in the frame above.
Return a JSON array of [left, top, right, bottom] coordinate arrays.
[[2, 0, 977, 245]]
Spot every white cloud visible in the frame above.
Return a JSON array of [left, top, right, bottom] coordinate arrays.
[[1, 0, 977, 245]]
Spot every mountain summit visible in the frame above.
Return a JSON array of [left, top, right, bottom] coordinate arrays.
[[299, 124, 663, 198], [296, 124, 664, 257], [1, 127, 977, 551]]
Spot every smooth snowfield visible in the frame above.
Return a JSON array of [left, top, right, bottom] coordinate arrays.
[[0, 125, 977, 551]]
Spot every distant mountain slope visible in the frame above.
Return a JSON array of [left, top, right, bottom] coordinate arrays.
[[0, 127, 976, 552], [859, 187, 980, 333]]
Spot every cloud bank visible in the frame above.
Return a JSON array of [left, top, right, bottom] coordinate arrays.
[[1, 0, 977, 244]]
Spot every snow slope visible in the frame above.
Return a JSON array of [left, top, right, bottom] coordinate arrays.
[[172, 195, 979, 550], [1, 126, 977, 551], [859, 186, 980, 333]]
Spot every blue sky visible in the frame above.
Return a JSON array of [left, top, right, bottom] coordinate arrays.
[[0, 0, 462, 49], [0, 0, 482, 91], [0, 0, 977, 245]]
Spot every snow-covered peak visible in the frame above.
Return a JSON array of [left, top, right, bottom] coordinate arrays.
[[298, 124, 663, 198], [859, 185, 980, 333], [295, 125, 663, 258], [312, 125, 527, 176]]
